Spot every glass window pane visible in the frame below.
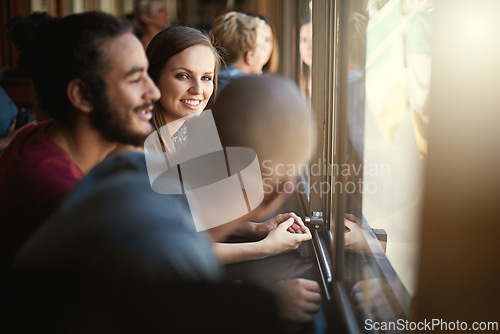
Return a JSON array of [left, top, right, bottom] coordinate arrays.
[[339, 0, 433, 325], [362, 0, 432, 295]]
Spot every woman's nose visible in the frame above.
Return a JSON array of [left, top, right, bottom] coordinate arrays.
[[188, 80, 203, 95]]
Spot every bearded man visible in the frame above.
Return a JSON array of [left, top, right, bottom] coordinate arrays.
[[0, 11, 160, 267]]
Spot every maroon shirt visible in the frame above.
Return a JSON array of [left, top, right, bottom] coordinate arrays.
[[0, 120, 84, 266]]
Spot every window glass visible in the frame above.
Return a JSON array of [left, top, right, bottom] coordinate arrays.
[[340, 0, 433, 324], [362, 0, 432, 294]]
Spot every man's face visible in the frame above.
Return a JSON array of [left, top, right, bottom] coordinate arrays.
[[92, 32, 161, 146]]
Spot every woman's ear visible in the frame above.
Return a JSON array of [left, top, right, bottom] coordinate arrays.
[[67, 78, 93, 113], [244, 50, 253, 66]]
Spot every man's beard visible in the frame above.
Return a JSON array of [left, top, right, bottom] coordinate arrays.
[[92, 92, 153, 147]]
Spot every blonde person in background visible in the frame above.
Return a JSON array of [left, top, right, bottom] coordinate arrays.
[[211, 11, 269, 92], [134, 0, 170, 49]]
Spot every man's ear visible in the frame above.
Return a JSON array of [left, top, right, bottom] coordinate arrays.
[[67, 78, 93, 113]]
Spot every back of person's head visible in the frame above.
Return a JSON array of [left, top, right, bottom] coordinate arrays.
[[14, 11, 131, 123], [212, 75, 313, 197], [211, 11, 265, 65], [146, 25, 222, 130]]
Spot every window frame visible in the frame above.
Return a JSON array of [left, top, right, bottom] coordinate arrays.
[[295, 0, 413, 331]]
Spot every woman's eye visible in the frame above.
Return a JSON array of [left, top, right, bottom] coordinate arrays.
[[130, 78, 141, 84], [202, 76, 213, 81], [176, 73, 188, 79]]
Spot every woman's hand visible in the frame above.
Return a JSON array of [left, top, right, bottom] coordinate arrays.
[[212, 213, 311, 264], [260, 217, 312, 255], [253, 212, 308, 238]]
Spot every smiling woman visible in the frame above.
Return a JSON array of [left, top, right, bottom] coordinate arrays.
[[145, 26, 222, 140], [156, 45, 215, 123]]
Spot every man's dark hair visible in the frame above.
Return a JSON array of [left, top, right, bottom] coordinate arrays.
[[14, 11, 131, 122]]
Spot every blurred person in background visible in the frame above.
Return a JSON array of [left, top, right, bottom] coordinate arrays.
[[134, 0, 170, 49], [211, 11, 269, 92]]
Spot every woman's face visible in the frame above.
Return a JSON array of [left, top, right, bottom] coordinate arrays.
[[261, 23, 274, 65], [247, 25, 272, 75], [300, 22, 313, 68], [157, 45, 215, 123]]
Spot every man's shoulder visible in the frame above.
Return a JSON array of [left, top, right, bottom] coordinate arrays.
[[220, 66, 248, 79], [61, 151, 194, 228], [14, 151, 221, 282], [60, 151, 150, 210], [2, 120, 63, 162], [0, 120, 83, 204], [218, 66, 249, 93]]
